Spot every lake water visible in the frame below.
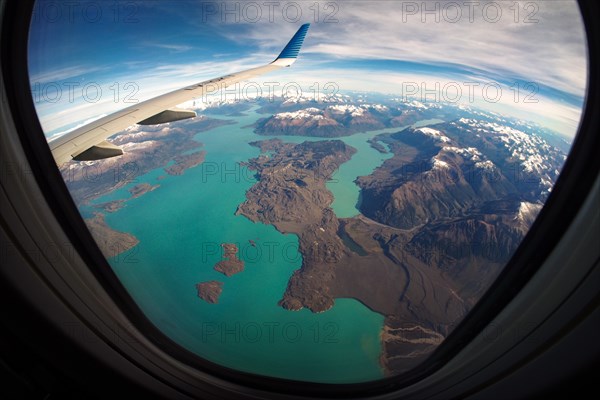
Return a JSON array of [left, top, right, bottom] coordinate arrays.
[[88, 109, 438, 383]]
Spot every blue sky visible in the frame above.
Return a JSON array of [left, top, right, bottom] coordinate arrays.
[[29, 0, 587, 137]]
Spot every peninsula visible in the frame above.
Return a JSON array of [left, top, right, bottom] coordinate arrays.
[[84, 213, 139, 258]]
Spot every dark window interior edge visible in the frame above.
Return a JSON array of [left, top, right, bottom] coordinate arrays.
[[1, 0, 598, 398]]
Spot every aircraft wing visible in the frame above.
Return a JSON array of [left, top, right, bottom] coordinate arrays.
[[49, 23, 310, 165]]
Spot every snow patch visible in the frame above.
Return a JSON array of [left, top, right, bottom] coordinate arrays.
[[274, 110, 325, 120], [327, 104, 366, 116], [416, 127, 451, 143]]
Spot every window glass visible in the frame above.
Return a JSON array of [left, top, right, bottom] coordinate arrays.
[[28, 0, 587, 382]]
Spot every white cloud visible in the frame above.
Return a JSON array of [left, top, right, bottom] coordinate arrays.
[[33, 0, 587, 138], [141, 42, 193, 52], [35, 55, 266, 135], [242, 0, 587, 96], [29, 65, 108, 83], [47, 114, 107, 140]]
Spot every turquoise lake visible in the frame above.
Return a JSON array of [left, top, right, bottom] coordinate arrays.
[[87, 108, 441, 383]]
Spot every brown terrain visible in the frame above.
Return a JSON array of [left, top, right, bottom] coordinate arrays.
[[95, 199, 126, 213], [84, 213, 139, 258], [164, 151, 206, 175], [129, 183, 160, 198], [236, 134, 544, 375], [236, 139, 357, 312], [196, 281, 224, 304], [214, 243, 245, 277], [94, 183, 159, 212]]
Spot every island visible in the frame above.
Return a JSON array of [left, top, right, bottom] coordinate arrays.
[[94, 199, 126, 213], [213, 243, 245, 277], [93, 183, 158, 213], [367, 137, 388, 153], [129, 183, 160, 198], [195, 281, 224, 304]]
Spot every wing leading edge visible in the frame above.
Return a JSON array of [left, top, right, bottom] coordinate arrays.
[[49, 23, 310, 165]]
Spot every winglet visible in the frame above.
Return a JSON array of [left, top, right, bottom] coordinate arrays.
[[272, 23, 310, 66]]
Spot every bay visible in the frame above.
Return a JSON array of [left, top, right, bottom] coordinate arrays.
[[97, 109, 386, 383]]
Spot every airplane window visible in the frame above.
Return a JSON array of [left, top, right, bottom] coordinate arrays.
[[27, 0, 587, 384]]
